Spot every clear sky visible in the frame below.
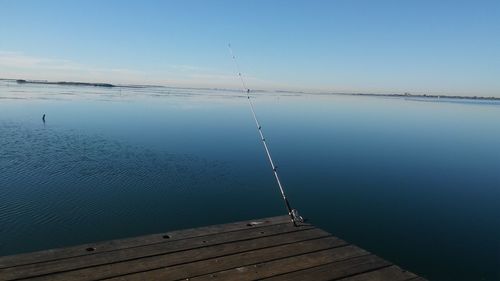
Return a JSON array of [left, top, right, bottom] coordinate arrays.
[[1, 0, 499, 96]]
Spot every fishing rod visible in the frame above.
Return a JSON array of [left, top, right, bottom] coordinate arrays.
[[228, 43, 303, 226]]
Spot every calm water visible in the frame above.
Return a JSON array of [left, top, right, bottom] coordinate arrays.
[[0, 80, 499, 280]]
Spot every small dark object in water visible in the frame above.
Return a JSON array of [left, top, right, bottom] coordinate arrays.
[[42, 114, 46, 123]]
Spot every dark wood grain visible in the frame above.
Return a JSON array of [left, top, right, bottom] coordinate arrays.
[[0, 222, 311, 280], [102, 236, 347, 281], [0, 216, 427, 281], [261, 255, 392, 281], [335, 265, 419, 281], [30, 228, 329, 281], [0, 215, 291, 269], [185, 246, 370, 281]]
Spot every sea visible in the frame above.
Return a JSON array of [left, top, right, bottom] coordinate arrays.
[[0, 80, 499, 280]]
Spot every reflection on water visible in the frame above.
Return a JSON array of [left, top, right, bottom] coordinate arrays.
[[0, 121, 234, 255], [0, 80, 499, 280]]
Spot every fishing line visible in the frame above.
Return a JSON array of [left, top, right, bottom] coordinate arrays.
[[228, 43, 303, 226]]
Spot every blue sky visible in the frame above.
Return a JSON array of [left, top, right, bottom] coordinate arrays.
[[1, 0, 499, 96]]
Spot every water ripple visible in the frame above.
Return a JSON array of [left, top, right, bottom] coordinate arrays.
[[0, 121, 236, 255]]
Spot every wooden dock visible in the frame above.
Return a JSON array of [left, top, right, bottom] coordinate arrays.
[[0, 215, 426, 281]]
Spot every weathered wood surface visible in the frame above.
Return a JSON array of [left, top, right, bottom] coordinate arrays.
[[0, 215, 426, 281]]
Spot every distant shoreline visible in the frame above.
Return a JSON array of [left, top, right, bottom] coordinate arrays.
[[1, 78, 498, 101], [15, 79, 114, 88], [328, 92, 500, 101]]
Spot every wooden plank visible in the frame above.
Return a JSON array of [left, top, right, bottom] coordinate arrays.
[[261, 255, 391, 281], [102, 236, 348, 281], [0, 215, 291, 269], [1, 224, 319, 280], [336, 265, 418, 281], [0, 216, 427, 281], [185, 246, 370, 281], [23, 228, 330, 281]]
